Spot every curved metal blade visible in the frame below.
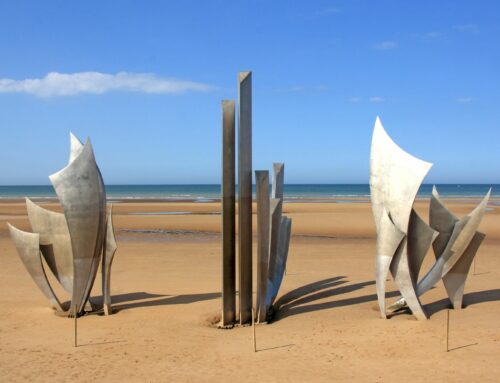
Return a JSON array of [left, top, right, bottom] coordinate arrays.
[[7, 223, 63, 311], [25, 198, 74, 293], [376, 208, 405, 318], [443, 232, 485, 309], [407, 209, 438, 283], [102, 205, 118, 315], [69, 132, 84, 164], [49, 138, 106, 313], [370, 117, 432, 320], [370, 117, 433, 234]]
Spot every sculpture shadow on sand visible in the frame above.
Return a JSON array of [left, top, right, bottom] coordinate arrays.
[[425, 288, 500, 318], [272, 278, 499, 321], [272, 276, 402, 322], [109, 291, 221, 313]]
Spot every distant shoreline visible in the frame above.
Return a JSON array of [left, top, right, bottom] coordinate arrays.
[[0, 183, 497, 201], [0, 196, 498, 204]]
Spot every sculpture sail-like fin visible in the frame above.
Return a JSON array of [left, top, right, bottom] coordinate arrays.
[[255, 171, 270, 323], [429, 186, 459, 258], [272, 163, 284, 200], [370, 117, 432, 320], [102, 205, 118, 315], [69, 132, 84, 164], [7, 223, 64, 311], [49, 138, 106, 314], [441, 189, 490, 276], [267, 216, 292, 313], [417, 189, 489, 297], [376, 209, 405, 318], [255, 163, 292, 322], [370, 117, 433, 234], [443, 232, 485, 309], [25, 198, 74, 293], [414, 217, 467, 297], [429, 188, 490, 308], [264, 163, 287, 317], [407, 209, 438, 283], [80, 165, 107, 312], [264, 198, 282, 314], [65, 132, 101, 311], [390, 241, 427, 320], [418, 189, 489, 294], [429, 186, 459, 232], [412, 189, 490, 297]]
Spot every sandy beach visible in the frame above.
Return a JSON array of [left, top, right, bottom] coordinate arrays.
[[0, 199, 499, 382]]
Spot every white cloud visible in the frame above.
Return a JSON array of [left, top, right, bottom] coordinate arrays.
[[288, 85, 306, 92], [0, 71, 214, 97], [456, 97, 472, 103], [454, 24, 479, 33], [369, 96, 385, 103], [314, 85, 329, 91], [372, 41, 398, 50], [423, 31, 444, 39], [348, 97, 361, 102], [281, 85, 329, 92]]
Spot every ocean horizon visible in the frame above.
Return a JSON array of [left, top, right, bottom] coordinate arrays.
[[0, 184, 497, 200]]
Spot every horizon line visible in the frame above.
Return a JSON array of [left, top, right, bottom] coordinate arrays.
[[0, 183, 498, 187]]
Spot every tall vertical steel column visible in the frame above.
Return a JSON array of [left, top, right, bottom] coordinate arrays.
[[238, 71, 253, 325], [221, 100, 236, 326], [255, 170, 270, 323]]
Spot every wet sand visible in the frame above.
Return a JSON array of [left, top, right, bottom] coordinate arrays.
[[0, 199, 499, 382]]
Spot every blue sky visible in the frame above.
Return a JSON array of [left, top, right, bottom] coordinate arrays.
[[0, 1, 498, 184]]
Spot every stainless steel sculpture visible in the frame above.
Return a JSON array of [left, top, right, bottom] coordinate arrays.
[[428, 187, 488, 309], [220, 74, 251, 328], [25, 197, 74, 293], [221, 100, 236, 327], [388, 187, 490, 313], [238, 71, 253, 325], [370, 117, 490, 320], [7, 223, 64, 311], [255, 163, 292, 323], [8, 133, 118, 317], [220, 72, 291, 327], [255, 170, 270, 323], [370, 117, 432, 320], [102, 207, 117, 315]]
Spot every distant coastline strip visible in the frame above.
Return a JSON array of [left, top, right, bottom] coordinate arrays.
[[0, 184, 497, 200]]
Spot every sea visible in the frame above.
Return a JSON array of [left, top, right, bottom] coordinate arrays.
[[0, 184, 497, 201]]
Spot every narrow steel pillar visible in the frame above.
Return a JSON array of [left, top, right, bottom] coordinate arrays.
[[272, 163, 284, 200], [268, 164, 284, 280], [255, 170, 270, 323], [268, 198, 283, 293], [221, 100, 236, 326], [238, 71, 253, 324], [102, 205, 117, 316]]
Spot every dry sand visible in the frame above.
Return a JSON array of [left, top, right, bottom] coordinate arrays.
[[0, 199, 499, 382]]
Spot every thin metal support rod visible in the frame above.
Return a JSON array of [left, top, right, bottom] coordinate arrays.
[[446, 309, 450, 352], [252, 309, 256, 353], [74, 304, 78, 348]]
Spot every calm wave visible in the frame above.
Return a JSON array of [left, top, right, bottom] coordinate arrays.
[[0, 184, 497, 200]]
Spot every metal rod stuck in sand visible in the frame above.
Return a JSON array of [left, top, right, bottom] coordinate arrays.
[[446, 309, 450, 352], [252, 309, 256, 352], [74, 304, 78, 348]]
